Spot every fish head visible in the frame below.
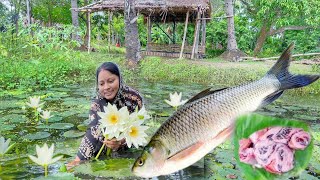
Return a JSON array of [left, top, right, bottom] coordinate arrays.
[[132, 139, 168, 178]]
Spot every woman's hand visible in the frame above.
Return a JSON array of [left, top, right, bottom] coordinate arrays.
[[103, 138, 126, 151], [66, 156, 81, 170]]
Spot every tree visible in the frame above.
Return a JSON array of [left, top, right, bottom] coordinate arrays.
[[70, 0, 81, 43], [124, 0, 141, 67], [220, 0, 246, 61], [240, 0, 320, 56]]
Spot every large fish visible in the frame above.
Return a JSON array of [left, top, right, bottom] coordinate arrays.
[[132, 43, 319, 178]]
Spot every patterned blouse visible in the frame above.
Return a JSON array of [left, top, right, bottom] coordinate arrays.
[[77, 83, 143, 160]]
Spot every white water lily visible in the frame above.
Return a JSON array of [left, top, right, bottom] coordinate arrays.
[[100, 125, 122, 140], [40, 110, 53, 120], [97, 103, 129, 133], [0, 137, 15, 156], [26, 96, 44, 109], [164, 92, 187, 109], [136, 106, 151, 120], [28, 143, 63, 177], [119, 121, 148, 148]]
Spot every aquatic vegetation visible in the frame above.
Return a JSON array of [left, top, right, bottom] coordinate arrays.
[[119, 120, 148, 148], [73, 158, 135, 178], [23, 132, 51, 140], [28, 143, 63, 177], [0, 81, 319, 179], [26, 96, 44, 109], [0, 137, 15, 156], [40, 110, 53, 124], [164, 92, 187, 110], [95, 103, 150, 159], [98, 103, 130, 136]]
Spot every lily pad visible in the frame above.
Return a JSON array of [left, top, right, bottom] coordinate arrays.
[[61, 98, 89, 107], [73, 158, 135, 178], [0, 101, 20, 110], [36, 124, 50, 129], [60, 111, 77, 118], [77, 124, 88, 131], [49, 87, 72, 92], [265, 106, 288, 113], [48, 116, 63, 123], [2, 114, 27, 123], [293, 114, 319, 121], [282, 105, 306, 111], [49, 123, 74, 130], [0, 124, 16, 131], [63, 130, 85, 138], [33, 172, 77, 180], [23, 131, 51, 140], [234, 114, 313, 180]]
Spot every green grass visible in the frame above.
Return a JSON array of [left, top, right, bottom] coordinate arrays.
[[1, 49, 319, 96]]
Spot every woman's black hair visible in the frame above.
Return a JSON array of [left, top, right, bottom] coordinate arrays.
[[96, 62, 120, 83], [95, 62, 121, 95]]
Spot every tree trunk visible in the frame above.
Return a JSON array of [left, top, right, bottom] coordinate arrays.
[[83, 0, 89, 47], [71, 0, 81, 43], [26, 0, 31, 26], [225, 0, 237, 50], [253, 21, 271, 56], [124, 0, 141, 67]]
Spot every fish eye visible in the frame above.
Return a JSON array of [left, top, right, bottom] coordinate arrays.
[[138, 158, 144, 166]]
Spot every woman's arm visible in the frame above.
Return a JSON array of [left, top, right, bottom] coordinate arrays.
[[76, 101, 104, 160]]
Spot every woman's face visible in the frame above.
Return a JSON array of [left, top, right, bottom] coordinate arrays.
[[98, 69, 120, 100]]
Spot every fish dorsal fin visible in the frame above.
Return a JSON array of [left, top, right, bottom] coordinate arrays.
[[186, 87, 228, 104]]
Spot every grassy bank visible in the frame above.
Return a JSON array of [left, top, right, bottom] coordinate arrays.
[[138, 56, 320, 95], [1, 50, 319, 97]]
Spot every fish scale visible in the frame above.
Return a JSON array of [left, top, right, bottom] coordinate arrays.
[[155, 78, 278, 157]]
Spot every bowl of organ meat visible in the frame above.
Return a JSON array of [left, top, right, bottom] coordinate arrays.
[[234, 114, 313, 180]]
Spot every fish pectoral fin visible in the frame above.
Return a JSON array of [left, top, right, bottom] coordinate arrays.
[[166, 126, 234, 162], [167, 141, 205, 161], [186, 87, 228, 104]]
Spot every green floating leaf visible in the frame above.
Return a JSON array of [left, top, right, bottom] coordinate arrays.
[[0, 124, 16, 131], [265, 106, 287, 113], [23, 131, 51, 140], [36, 124, 50, 129], [49, 123, 74, 130], [234, 114, 313, 180], [0, 101, 20, 110], [293, 114, 319, 121], [33, 172, 77, 180], [60, 111, 77, 118], [77, 124, 88, 131], [73, 158, 135, 178], [63, 130, 85, 138], [48, 116, 63, 123]]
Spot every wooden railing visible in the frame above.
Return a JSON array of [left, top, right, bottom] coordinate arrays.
[[143, 43, 205, 58]]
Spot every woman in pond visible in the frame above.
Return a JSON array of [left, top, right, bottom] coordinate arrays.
[[67, 62, 143, 167]]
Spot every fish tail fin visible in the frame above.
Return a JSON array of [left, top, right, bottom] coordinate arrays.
[[267, 42, 319, 90]]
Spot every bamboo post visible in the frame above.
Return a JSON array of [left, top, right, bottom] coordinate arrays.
[[108, 11, 112, 53], [191, 8, 201, 59], [88, 12, 91, 53], [179, 11, 189, 59], [173, 19, 176, 44], [200, 14, 206, 50], [147, 16, 152, 52]]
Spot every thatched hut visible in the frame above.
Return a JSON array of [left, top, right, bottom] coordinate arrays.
[[77, 0, 211, 59]]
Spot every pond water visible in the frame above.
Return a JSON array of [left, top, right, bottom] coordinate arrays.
[[0, 80, 319, 179]]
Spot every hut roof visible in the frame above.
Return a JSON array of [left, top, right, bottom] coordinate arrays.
[[77, 0, 211, 22]]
